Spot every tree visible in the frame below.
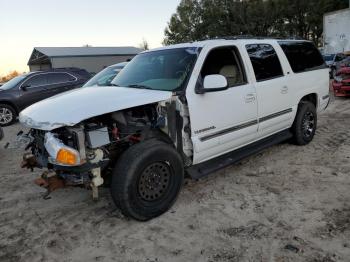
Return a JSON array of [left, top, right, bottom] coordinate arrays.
[[139, 38, 150, 50], [164, 0, 349, 46], [163, 0, 203, 45], [1, 71, 21, 83]]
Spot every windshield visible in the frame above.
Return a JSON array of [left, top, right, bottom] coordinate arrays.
[[111, 47, 200, 91], [0, 74, 27, 90], [84, 65, 125, 87], [324, 54, 335, 61]]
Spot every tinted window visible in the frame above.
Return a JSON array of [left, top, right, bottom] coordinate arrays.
[[246, 44, 283, 81], [201, 47, 245, 87], [24, 75, 47, 88], [47, 73, 74, 84], [278, 41, 325, 73]]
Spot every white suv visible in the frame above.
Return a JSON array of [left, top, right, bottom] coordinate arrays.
[[19, 38, 329, 221]]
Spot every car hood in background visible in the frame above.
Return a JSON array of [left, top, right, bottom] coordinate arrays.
[[19, 86, 173, 131]]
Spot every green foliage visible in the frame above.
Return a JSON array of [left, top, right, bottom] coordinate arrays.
[[164, 0, 349, 45]]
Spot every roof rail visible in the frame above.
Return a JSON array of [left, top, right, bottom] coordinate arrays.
[[203, 35, 306, 41]]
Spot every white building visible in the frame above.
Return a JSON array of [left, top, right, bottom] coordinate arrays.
[[323, 7, 350, 54]]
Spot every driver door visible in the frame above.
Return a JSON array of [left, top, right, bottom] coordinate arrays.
[[186, 45, 258, 164], [18, 74, 49, 109]]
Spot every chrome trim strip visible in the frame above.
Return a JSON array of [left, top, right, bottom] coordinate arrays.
[[258, 108, 293, 123], [199, 108, 293, 142], [200, 120, 258, 142], [19, 72, 77, 90]]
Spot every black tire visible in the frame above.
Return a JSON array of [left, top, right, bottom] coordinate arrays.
[[0, 104, 16, 127], [0, 127, 3, 141], [111, 140, 184, 221], [291, 101, 317, 145]]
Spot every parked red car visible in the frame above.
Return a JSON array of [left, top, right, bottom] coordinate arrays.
[[333, 66, 350, 97]]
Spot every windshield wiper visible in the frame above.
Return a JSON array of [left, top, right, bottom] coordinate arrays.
[[110, 83, 120, 87], [126, 84, 153, 90]]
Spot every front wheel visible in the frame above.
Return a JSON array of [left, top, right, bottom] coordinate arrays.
[[291, 101, 317, 145], [111, 140, 184, 221], [0, 104, 16, 126]]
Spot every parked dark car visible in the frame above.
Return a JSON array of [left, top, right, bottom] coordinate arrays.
[[0, 68, 91, 126]]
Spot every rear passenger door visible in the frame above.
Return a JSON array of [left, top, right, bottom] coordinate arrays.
[[46, 73, 78, 97], [278, 41, 329, 112], [245, 43, 293, 138]]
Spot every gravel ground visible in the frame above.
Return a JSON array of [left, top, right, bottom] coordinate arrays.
[[0, 95, 350, 262]]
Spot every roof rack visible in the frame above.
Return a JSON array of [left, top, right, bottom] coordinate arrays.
[[202, 35, 305, 41]]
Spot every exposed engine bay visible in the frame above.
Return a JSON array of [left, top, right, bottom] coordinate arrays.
[[20, 98, 193, 199]]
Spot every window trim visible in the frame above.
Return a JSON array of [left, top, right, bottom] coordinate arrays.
[[46, 72, 78, 86], [245, 43, 284, 83], [19, 72, 77, 90], [278, 41, 327, 74], [197, 45, 248, 90]]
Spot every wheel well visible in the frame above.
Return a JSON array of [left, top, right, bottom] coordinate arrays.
[[300, 94, 317, 109], [0, 101, 19, 115]]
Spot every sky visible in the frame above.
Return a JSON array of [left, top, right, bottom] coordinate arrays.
[[0, 0, 181, 76]]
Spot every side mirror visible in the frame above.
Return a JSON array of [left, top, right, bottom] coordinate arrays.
[[202, 74, 228, 93], [21, 84, 31, 91]]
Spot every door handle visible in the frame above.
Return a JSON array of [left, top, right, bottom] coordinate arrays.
[[245, 93, 256, 103], [281, 86, 288, 94]]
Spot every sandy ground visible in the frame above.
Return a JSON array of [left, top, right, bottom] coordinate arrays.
[[1, 95, 350, 262]]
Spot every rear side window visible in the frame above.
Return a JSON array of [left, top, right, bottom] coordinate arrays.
[[47, 73, 75, 85], [278, 41, 325, 73], [246, 44, 283, 82]]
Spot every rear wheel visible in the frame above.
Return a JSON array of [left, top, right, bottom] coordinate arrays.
[[0, 104, 16, 126], [291, 101, 317, 145], [111, 140, 184, 221]]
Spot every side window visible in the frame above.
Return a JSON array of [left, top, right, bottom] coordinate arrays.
[[201, 47, 246, 87], [24, 75, 47, 88], [335, 54, 345, 62], [278, 41, 325, 73], [47, 73, 75, 85], [246, 44, 284, 82]]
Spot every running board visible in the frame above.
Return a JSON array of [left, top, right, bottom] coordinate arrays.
[[186, 130, 293, 180]]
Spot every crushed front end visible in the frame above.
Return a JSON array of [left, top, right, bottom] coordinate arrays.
[[22, 125, 113, 199], [19, 99, 193, 200]]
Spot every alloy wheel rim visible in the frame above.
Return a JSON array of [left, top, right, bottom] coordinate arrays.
[[302, 111, 315, 138], [138, 162, 171, 202], [0, 108, 13, 125]]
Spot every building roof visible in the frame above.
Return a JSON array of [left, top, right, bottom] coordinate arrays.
[[35, 46, 142, 57], [28, 46, 143, 65]]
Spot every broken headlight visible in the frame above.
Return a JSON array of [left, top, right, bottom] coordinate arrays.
[[44, 132, 81, 166]]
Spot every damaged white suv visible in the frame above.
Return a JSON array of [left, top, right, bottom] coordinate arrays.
[[19, 38, 329, 221]]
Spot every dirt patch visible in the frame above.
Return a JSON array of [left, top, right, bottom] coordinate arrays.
[[316, 209, 350, 239], [1, 95, 350, 261]]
